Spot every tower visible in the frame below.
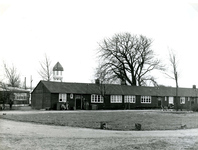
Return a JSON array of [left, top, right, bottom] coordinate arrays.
[[53, 62, 64, 82]]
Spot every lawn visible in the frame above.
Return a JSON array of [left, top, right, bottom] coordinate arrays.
[[1, 110, 198, 131]]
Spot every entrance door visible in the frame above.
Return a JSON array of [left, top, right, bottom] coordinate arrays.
[[76, 98, 81, 109], [158, 97, 162, 107]]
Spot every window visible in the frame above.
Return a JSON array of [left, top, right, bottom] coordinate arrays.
[[180, 97, 185, 104], [111, 95, 122, 103], [169, 97, 174, 104], [14, 93, 27, 100], [141, 96, 151, 103], [187, 97, 190, 101], [124, 96, 136, 103], [59, 94, 67, 102], [91, 94, 103, 103], [165, 97, 167, 101]]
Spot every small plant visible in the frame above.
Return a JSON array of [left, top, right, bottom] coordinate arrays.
[[181, 124, 187, 129], [191, 105, 198, 112], [100, 122, 107, 129], [135, 123, 141, 130]]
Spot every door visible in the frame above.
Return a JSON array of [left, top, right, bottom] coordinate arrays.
[[158, 97, 162, 107], [76, 98, 81, 109]]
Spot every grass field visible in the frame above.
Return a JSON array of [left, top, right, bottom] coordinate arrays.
[[1, 110, 198, 131]]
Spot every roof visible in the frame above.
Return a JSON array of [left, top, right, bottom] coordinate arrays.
[[0, 86, 30, 92], [53, 62, 64, 71], [34, 81, 198, 97]]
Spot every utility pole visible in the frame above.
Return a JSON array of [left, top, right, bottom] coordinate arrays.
[[30, 75, 33, 90], [175, 72, 178, 111], [24, 77, 26, 89]]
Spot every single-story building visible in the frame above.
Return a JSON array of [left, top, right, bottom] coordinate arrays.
[[31, 80, 198, 110], [0, 86, 30, 109]]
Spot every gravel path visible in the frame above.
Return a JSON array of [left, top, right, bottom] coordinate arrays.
[[1, 118, 198, 150]]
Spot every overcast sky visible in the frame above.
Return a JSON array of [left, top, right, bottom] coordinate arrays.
[[0, 0, 198, 88]]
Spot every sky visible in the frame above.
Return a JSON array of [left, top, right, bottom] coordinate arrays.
[[0, 0, 198, 88]]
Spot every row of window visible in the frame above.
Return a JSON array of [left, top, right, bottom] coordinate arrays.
[[91, 95, 152, 104], [53, 71, 63, 76], [180, 97, 192, 104], [59, 94, 196, 104], [59, 94, 154, 104], [14, 93, 28, 100]]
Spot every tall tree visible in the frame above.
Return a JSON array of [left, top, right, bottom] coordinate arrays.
[[97, 33, 164, 86], [3, 62, 21, 87], [38, 54, 52, 81], [164, 49, 180, 110]]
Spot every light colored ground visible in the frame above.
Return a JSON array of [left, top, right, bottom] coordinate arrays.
[[0, 111, 198, 150]]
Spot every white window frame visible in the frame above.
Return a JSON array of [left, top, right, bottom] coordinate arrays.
[[169, 97, 174, 104], [14, 93, 27, 100], [91, 94, 104, 103], [141, 96, 151, 104], [59, 94, 67, 102], [180, 97, 185, 104], [111, 95, 122, 103], [124, 95, 136, 103]]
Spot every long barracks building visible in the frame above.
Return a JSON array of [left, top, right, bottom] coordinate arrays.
[[31, 80, 198, 110], [31, 62, 198, 110]]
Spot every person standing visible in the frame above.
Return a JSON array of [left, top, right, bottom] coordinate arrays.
[[9, 99, 13, 110]]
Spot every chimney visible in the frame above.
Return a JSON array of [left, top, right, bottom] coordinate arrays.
[[95, 79, 100, 84], [120, 79, 126, 85], [193, 85, 196, 89]]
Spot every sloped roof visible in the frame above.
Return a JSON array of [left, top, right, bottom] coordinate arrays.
[[36, 81, 198, 97], [53, 62, 64, 71], [156, 86, 197, 97], [0, 86, 30, 92]]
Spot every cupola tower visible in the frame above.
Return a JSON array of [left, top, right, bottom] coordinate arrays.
[[53, 62, 64, 82]]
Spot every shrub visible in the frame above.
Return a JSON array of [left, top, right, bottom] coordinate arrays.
[[191, 105, 198, 112]]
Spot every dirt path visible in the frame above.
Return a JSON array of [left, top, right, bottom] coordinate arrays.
[[0, 118, 198, 150]]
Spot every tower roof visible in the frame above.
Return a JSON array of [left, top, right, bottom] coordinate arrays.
[[53, 62, 64, 71]]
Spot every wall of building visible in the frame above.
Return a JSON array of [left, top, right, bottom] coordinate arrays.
[[50, 93, 59, 110], [0, 90, 30, 106], [13, 91, 30, 105], [32, 82, 46, 109]]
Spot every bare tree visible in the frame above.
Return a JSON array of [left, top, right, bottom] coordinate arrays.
[[38, 54, 52, 81], [164, 49, 179, 110], [95, 64, 118, 85], [97, 33, 164, 86], [3, 62, 21, 87]]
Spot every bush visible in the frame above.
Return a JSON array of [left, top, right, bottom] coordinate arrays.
[[191, 105, 198, 112]]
